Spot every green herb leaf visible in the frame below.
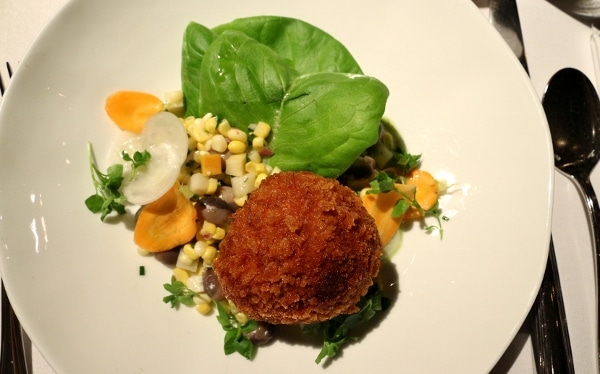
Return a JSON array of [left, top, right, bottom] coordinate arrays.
[[182, 16, 364, 118], [368, 171, 396, 194], [85, 143, 127, 221], [196, 31, 387, 178], [215, 302, 257, 360], [162, 277, 199, 308], [395, 153, 422, 177], [392, 199, 411, 218], [122, 150, 151, 169], [303, 283, 389, 364], [212, 16, 363, 75], [182, 17, 388, 179]]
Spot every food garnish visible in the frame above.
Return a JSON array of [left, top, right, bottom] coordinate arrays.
[[85, 15, 446, 365]]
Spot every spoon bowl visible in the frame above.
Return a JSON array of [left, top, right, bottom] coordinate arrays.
[[544, 68, 600, 175], [542, 67, 600, 370]]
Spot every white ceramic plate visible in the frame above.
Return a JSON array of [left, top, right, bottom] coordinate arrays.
[[0, 0, 553, 373]]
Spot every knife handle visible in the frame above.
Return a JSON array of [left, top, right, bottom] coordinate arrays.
[[529, 238, 575, 374]]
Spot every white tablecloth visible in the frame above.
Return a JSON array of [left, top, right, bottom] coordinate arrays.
[[0, 0, 597, 372]]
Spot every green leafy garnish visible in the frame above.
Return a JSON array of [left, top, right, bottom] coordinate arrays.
[[367, 169, 445, 235], [85, 145, 153, 220], [216, 302, 258, 360], [303, 284, 389, 364], [367, 171, 396, 194], [85, 143, 127, 221], [181, 17, 388, 178], [162, 277, 200, 308], [121, 150, 151, 172], [395, 152, 422, 180]]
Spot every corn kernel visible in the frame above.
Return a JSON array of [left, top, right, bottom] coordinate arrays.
[[196, 142, 207, 152], [202, 245, 217, 265], [228, 140, 247, 154], [235, 312, 249, 325], [245, 162, 267, 174], [213, 227, 226, 240], [252, 136, 265, 151], [187, 136, 197, 151], [211, 134, 228, 153], [204, 116, 218, 134], [227, 128, 247, 142], [200, 221, 217, 237], [206, 178, 219, 195], [196, 302, 212, 315], [193, 241, 208, 257], [189, 126, 211, 144], [234, 195, 247, 207], [218, 119, 231, 136], [255, 173, 268, 188], [183, 243, 199, 261], [253, 121, 271, 138], [247, 149, 262, 163], [173, 267, 189, 283]]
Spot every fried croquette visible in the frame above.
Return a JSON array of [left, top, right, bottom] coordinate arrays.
[[213, 171, 382, 325]]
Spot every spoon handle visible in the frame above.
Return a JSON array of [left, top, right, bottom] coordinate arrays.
[[574, 173, 600, 371]]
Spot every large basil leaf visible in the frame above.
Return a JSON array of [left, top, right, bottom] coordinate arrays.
[[198, 30, 388, 178], [181, 22, 215, 117], [212, 16, 363, 75], [181, 16, 364, 118], [269, 73, 387, 178], [198, 30, 297, 129]]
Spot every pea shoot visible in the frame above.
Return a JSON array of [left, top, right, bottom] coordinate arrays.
[[121, 149, 151, 176], [216, 302, 258, 360], [162, 277, 200, 308], [162, 278, 259, 360], [84, 143, 151, 221], [85, 143, 127, 221], [302, 283, 390, 364]]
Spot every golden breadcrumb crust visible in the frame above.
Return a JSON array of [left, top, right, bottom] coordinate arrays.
[[213, 171, 382, 324]]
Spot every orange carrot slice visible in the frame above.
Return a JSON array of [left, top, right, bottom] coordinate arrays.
[[134, 184, 197, 252], [105, 91, 164, 133], [404, 169, 439, 219], [361, 184, 415, 247]]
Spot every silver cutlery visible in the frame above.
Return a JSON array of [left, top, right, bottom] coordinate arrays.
[[488, 1, 575, 373], [0, 61, 29, 374], [542, 67, 600, 373]]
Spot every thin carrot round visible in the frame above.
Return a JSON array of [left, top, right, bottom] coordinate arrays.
[[105, 91, 164, 133]]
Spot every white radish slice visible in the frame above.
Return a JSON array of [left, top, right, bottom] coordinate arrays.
[[117, 112, 188, 205]]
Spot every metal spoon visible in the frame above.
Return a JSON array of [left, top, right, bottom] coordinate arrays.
[[542, 67, 600, 371]]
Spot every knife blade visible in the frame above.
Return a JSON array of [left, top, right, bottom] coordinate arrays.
[[488, 1, 575, 373]]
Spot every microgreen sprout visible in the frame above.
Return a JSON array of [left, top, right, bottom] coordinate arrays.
[[162, 277, 200, 308], [302, 283, 390, 364], [216, 302, 259, 360], [367, 166, 446, 237], [85, 144, 152, 220], [121, 149, 151, 178], [85, 143, 127, 221]]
